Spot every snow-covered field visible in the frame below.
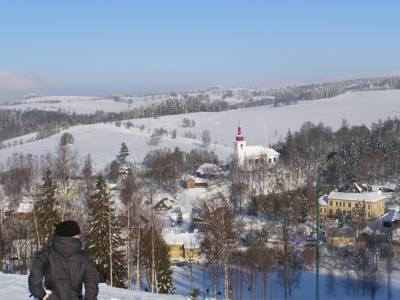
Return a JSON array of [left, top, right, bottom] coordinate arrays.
[[173, 263, 400, 300], [3, 265, 399, 300], [0, 87, 253, 114], [1, 90, 399, 169], [0, 123, 232, 169], [0, 95, 169, 114], [127, 90, 400, 147], [0, 272, 186, 300]]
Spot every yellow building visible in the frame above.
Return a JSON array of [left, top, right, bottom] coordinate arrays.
[[327, 191, 386, 220], [163, 231, 201, 262], [319, 195, 329, 218], [327, 226, 356, 246]]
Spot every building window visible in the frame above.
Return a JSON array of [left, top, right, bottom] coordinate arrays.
[[241, 144, 243, 150], [335, 202, 338, 206], [273, 157, 276, 162], [330, 202, 333, 206], [348, 203, 351, 208], [269, 158, 272, 163]]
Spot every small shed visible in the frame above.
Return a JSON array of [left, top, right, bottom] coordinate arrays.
[[327, 226, 355, 246], [154, 197, 173, 212]]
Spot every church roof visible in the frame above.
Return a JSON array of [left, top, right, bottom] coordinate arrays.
[[245, 145, 279, 157]]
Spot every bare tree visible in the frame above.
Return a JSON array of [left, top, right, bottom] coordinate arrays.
[[55, 137, 79, 221], [201, 194, 242, 299], [120, 169, 142, 290]]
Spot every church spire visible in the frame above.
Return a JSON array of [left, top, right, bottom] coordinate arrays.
[[236, 126, 244, 141]]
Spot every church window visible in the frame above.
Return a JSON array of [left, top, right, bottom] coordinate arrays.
[[273, 157, 276, 162], [269, 158, 272, 163], [241, 144, 243, 150]]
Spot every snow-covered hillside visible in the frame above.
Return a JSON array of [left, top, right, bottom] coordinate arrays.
[[1, 90, 399, 168], [127, 90, 400, 147], [0, 123, 232, 169], [0, 272, 186, 300], [0, 87, 254, 114], [3, 266, 399, 300], [0, 95, 165, 114]]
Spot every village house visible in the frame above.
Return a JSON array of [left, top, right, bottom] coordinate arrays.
[[162, 230, 201, 262], [366, 207, 400, 244], [195, 163, 223, 179], [326, 190, 386, 220], [327, 226, 356, 246], [234, 126, 279, 168], [4, 198, 34, 221], [181, 175, 207, 189]]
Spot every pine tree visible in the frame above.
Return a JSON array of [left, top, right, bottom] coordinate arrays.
[[119, 143, 129, 163], [354, 200, 366, 237], [337, 210, 344, 228], [35, 170, 60, 246], [86, 175, 126, 288], [300, 195, 308, 223]]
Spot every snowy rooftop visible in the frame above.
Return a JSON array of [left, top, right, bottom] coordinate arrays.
[[162, 230, 201, 249], [379, 207, 400, 223], [319, 194, 328, 206], [328, 191, 387, 203], [245, 145, 279, 158], [195, 163, 223, 175]]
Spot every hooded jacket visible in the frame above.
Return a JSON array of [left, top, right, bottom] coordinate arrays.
[[28, 236, 99, 300]]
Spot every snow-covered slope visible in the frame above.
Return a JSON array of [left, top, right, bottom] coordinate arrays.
[[0, 123, 232, 169], [1, 90, 399, 169], [0, 95, 168, 114], [127, 90, 400, 147], [0, 272, 185, 300]]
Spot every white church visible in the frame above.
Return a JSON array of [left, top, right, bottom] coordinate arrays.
[[234, 126, 280, 168]]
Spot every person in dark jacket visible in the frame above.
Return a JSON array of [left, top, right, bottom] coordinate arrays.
[[29, 220, 99, 300]]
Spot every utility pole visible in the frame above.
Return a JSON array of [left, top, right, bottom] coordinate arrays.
[[384, 220, 393, 300], [315, 175, 321, 300]]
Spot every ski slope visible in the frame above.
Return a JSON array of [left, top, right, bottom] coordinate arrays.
[[1, 90, 399, 169]]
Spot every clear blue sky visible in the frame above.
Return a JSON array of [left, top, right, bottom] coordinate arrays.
[[1, 1, 400, 100]]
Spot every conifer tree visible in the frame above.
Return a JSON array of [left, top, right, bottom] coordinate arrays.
[[86, 175, 126, 288], [119, 143, 129, 163], [35, 170, 60, 246]]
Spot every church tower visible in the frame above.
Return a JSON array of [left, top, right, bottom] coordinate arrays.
[[234, 126, 246, 167]]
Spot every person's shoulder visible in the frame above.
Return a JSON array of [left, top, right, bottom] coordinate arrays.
[[32, 246, 51, 262], [78, 249, 92, 262]]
